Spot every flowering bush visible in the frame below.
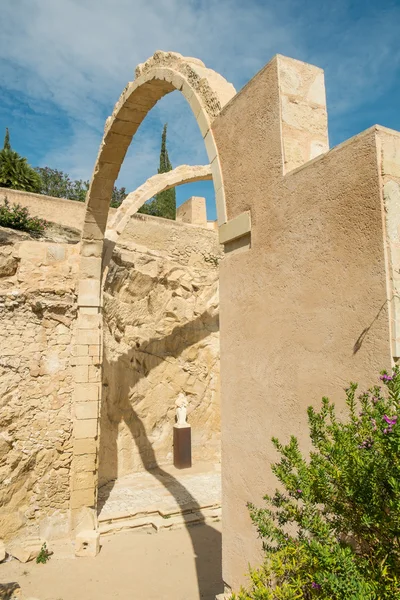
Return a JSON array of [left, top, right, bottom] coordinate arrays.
[[233, 367, 400, 599], [0, 197, 47, 235]]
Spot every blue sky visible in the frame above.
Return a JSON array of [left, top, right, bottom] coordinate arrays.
[[1, 0, 400, 221]]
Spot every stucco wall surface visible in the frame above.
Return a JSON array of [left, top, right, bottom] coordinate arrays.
[[213, 56, 393, 591]]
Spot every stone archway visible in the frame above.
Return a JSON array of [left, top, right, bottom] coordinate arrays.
[[70, 51, 236, 542], [106, 164, 212, 245]]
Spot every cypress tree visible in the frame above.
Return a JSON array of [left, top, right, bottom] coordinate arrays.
[[138, 123, 176, 219], [3, 128, 11, 151]]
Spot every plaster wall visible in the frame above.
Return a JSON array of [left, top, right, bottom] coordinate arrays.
[[213, 57, 393, 591], [0, 187, 102, 232]]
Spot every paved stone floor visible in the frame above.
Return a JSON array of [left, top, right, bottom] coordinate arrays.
[[98, 463, 222, 534]]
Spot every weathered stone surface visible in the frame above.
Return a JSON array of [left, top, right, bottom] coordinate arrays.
[[8, 540, 42, 563], [0, 237, 76, 547], [75, 530, 100, 557], [0, 582, 21, 599], [99, 214, 222, 486], [0, 538, 5, 562]]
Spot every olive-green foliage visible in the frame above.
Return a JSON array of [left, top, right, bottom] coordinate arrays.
[[234, 368, 400, 599], [0, 129, 42, 193], [138, 123, 176, 219], [0, 196, 47, 234], [34, 166, 127, 206]]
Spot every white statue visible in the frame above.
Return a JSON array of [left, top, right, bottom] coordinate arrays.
[[175, 393, 188, 426]]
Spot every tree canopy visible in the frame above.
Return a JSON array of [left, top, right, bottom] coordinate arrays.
[[0, 129, 42, 193]]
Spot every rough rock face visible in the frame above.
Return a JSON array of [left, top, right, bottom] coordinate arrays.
[[0, 210, 222, 545], [99, 215, 222, 486], [0, 234, 78, 545]]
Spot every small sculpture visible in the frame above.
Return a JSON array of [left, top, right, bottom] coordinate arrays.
[[175, 393, 188, 426]]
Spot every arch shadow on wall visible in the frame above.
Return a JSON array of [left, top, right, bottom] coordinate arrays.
[[70, 50, 236, 595]]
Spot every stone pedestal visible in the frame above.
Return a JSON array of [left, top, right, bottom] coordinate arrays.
[[173, 424, 192, 469]]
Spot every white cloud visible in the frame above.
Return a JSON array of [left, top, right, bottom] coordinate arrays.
[[1, 0, 399, 191]]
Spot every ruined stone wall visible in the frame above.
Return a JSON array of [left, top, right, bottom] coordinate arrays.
[[0, 205, 221, 545], [99, 214, 222, 487], [0, 229, 79, 545]]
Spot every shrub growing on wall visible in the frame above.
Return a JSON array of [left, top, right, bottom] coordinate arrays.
[[234, 368, 400, 599], [0, 197, 47, 235]]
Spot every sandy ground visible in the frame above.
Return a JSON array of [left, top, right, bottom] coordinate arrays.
[[0, 523, 223, 600]]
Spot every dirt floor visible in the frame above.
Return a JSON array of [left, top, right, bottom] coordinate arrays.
[[0, 523, 223, 600]]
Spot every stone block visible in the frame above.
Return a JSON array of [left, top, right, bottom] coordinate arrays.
[[215, 186, 227, 226], [88, 365, 101, 382], [77, 279, 101, 307], [75, 401, 99, 420], [46, 245, 66, 262], [73, 452, 97, 472], [73, 419, 98, 440], [77, 313, 101, 330], [73, 383, 100, 403], [73, 344, 89, 357], [81, 240, 103, 258], [74, 365, 89, 383], [75, 530, 100, 558], [196, 108, 211, 137], [188, 92, 203, 118], [18, 242, 47, 262], [210, 156, 223, 193], [73, 438, 97, 455], [71, 355, 93, 366], [80, 256, 102, 280], [306, 72, 326, 106], [89, 345, 101, 357], [80, 219, 106, 242], [70, 506, 97, 534], [204, 130, 217, 163], [8, 540, 42, 563], [71, 470, 96, 491], [70, 488, 96, 510], [219, 211, 251, 245], [75, 328, 100, 346]]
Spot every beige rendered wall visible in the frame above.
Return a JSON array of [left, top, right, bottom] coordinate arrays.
[[213, 56, 394, 592], [99, 213, 222, 486], [0, 187, 90, 231]]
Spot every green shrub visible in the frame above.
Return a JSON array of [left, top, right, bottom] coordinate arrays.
[[233, 367, 400, 599], [0, 197, 47, 234], [36, 542, 51, 564]]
